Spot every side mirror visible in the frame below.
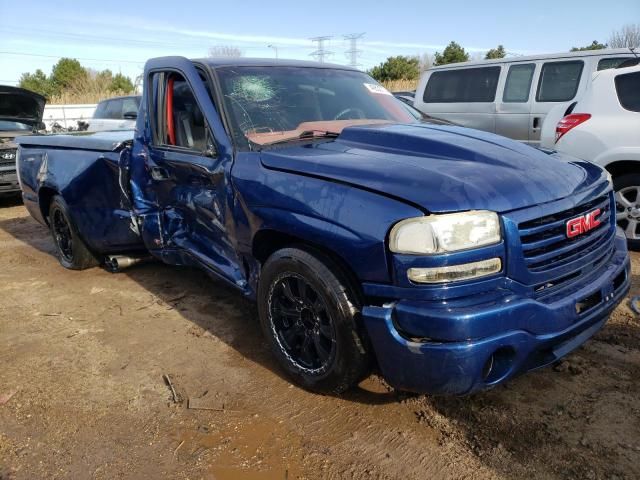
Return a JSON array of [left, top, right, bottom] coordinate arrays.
[[123, 111, 138, 120]]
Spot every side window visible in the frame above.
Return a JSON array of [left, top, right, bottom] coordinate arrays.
[[423, 66, 501, 103], [536, 61, 584, 102], [502, 64, 535, 102], [615, 71, 640, 112], [150, 72, 207, 152], [121, 97, 138, 116], [93, 101, 108, 118], [598, 57, 632, 71], [104, 100, 122, 119]]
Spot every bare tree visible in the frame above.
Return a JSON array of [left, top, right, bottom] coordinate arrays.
[[419, 53, 433, 71], [208, 45, 243, 57], [609, 24, 640, 49]]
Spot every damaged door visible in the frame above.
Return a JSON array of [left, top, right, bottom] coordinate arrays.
[[130, 59, 245, 289]]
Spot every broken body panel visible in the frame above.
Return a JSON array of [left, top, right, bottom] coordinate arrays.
[[16, 57, 630, 395]]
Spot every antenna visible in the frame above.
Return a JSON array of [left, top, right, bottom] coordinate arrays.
[[310, 36, 333, 63], [343, 33, 365, 68]]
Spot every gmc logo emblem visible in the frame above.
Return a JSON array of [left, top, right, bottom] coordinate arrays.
[[566, 209, 601, 238]]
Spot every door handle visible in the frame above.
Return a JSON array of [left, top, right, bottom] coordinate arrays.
[[533, 117, 541, 129], [150, 166, 170, 181]]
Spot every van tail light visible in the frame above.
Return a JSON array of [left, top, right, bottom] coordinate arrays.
[[555, 114, 591, 143]]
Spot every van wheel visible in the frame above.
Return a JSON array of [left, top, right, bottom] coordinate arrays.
[[614, 174, 640, 250], [258, 248, 370, 394], [49, 195, 99, 270]]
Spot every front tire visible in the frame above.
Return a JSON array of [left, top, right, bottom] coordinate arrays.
[[48, 195, 99, 270], [258, 248, 370, 394], [614, 173, 640, 250]]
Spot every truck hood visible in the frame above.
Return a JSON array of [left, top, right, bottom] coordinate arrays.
[[0, 86, 46, 128], [259, 123, 605, 213]]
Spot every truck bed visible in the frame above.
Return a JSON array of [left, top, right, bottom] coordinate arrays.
[[16, 130, 134, 152], [16, 129, 143, 255]]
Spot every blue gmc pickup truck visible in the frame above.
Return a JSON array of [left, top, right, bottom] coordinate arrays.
[[15, 57, 630, 395]]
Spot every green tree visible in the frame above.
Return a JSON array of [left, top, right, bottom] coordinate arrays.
[[50, 58, 87, 95], [570, 40, 607, 51], [485, 45, 506, 59], [18, 69, 53, 97], [109, 73, 134, 93], [368, 56, 420, 82], [433, 41, 470, 66]]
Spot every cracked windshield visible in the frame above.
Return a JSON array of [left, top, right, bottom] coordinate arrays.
[[217, 66, 417, 146]]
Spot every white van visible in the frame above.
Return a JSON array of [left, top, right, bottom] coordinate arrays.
[[413, 49, 636, 145]]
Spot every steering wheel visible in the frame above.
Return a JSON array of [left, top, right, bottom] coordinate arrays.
[[334, 108, 366, 121]]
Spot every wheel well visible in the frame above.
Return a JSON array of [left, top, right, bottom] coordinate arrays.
[[38, 187, 58, 224], [604, 161, 639, 179], [252, 229, 363, 300]]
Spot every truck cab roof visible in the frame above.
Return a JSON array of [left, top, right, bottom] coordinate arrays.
[[195, 57, 359, 71]]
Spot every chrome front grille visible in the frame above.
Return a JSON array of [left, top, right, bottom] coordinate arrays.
[[0, 149, 17, 167], [518, 194, 614, 273]]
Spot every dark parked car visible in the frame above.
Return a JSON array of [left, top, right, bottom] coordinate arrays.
[[16, 57, 629, 395], [392, 90, 416, 106], [0, 86, 45, 196]]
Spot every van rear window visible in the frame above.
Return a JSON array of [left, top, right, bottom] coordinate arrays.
[[597, 57, 633, 71], [423, 66, 501, 103], [536, 61, 584, 102], [615, 71, 640, 112]]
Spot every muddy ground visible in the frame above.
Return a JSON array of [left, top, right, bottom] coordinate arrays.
[[0, 196, 638, 480]]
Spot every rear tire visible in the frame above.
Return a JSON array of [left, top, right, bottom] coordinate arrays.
[[48, 195, 99, 270], [257, 248, 370, 394], [613, 173, 640, 251]]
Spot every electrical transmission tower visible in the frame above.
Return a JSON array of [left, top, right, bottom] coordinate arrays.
[[310, 36, 333, 63], [344, 33, 365, 68]]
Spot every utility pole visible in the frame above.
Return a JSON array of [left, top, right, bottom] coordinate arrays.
[[309, 36, 333, 63], [268, 44, 279, 59], [344, 33, 365, 68]]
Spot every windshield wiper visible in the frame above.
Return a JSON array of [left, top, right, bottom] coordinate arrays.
[[261, 129, 341, 147]]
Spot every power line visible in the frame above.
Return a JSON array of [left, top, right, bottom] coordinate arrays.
[[344, 33, 365, 68], [0, 26, 310, 52], [0, 50, 145, 65], [309, 36, 333, 63]]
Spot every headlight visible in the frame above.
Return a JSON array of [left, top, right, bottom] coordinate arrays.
[[15, 149, 22, 189], [408, 258, 502, 283], [606, 170, 613, 187], [389, 211, 501, 255]]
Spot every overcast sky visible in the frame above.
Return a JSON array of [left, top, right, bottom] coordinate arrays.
[[1, 0, 638, 86]]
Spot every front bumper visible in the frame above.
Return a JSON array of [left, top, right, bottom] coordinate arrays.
[[0, 168, 19, 194], [362, 229, 630, 395]]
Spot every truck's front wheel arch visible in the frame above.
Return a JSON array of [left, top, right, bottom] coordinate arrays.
[[252, 229, 364, 304]]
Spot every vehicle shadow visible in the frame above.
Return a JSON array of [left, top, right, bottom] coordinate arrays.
[[0, 211, 398, 406], [0, 194, 22, 208]]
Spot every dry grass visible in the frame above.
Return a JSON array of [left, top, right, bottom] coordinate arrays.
[[381, 79, 419, 92], [48, 90, 132, 105], [48, 72, 135, 105]]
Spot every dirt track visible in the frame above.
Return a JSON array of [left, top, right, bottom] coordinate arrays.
[[1, 197, 639, 480]]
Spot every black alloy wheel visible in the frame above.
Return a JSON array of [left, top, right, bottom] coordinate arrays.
[[268, 272, 337, 374]]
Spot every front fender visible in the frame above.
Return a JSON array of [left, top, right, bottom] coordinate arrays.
[[234, 159, 423, 284]]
